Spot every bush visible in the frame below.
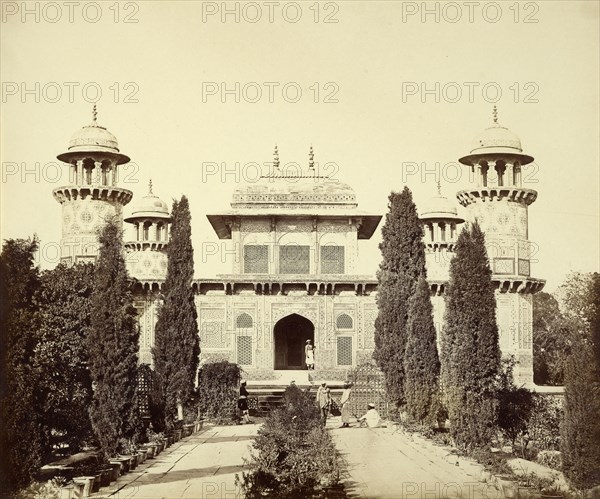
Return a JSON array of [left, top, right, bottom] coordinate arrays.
[[237, 385, 343, 498], [527, 394, 562, 451], [497, 357, 535, 446], [537, 450, 562, 471], [197, 361, 242, 423]]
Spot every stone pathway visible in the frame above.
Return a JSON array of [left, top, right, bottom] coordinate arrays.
[[98, 424, 258, 498], [328, 417, 498, 499]]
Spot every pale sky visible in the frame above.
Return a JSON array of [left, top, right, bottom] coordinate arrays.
[[1, 1, 599, 291]]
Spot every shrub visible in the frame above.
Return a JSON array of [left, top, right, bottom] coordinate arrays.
[[197, 361, 242, 423], [497, 357, 535, 446], [537, 450, 562, 471], [527, 394, 562, 451], [237, 385, 343, 498]]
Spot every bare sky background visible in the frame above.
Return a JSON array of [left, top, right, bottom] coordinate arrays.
[[1, 0, 599, 291]]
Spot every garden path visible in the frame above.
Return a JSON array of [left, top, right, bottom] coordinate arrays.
[[98, 423, 258, 498], [328, 418, 498, 499]]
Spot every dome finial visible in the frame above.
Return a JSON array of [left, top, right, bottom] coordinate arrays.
[[309, 145, 315, 171], [492, 105, 499, 125], [148, 178, 153, 195], [436, 180, 441, 196], [92, 104, 98, 124], [274, 145, 280, 170]]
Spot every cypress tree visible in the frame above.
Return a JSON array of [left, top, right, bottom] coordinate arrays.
[[153, 196, 200, 430], [441, 221, 501, 450], [560, 272, 600, 490], [88, 218, 140, 457], [374, 187, 425, 408], [0, 238, 43, 492], [404, 274, 441, 424]]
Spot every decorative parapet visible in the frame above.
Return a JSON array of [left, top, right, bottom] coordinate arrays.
[[192, 274, 377, 296], [495, 277, 545, 294], [124, 241, 169, 251], [52, 185, 133, 205], [457, 188, 537, 207], [426, 242, 457, 252], [428, 277, 545, 296]]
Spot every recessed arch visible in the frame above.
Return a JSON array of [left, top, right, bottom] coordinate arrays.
[[273, 313, 314, 370]]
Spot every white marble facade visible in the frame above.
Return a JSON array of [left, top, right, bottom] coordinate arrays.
[[54, 113, 544, 386]]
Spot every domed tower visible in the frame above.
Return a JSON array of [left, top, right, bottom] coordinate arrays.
[[124, 180, 170, 280], [53, 106, 133, 265], [457, 107, 545, 387], [420, 183, 465, 343]]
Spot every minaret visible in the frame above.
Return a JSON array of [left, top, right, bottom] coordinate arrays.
[[457, 107, 545, 386], [53, 106, 133, 265], [124, 179, 171, 280], [420, 182, 465, 344]]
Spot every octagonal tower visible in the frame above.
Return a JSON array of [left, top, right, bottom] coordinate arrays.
[[457, 107, 545, 386], [53, 106, 133, 265], [420, 183, 465, 343], [124, 180, 170, 280]]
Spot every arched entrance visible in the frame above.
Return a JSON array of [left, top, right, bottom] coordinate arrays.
[[274, 314, 315, 370]]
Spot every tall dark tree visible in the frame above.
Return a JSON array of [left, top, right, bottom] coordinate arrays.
[[404, 274, 441, 424], [34, 263, 95, 454], [560, 272, 600, 490], [374, 187, 426, 408], [441, 221, 501, 450], [532, 292, 573, 385], [0, 237, 43, 493], [153, 196, 200, 430], [88, 219, 140, 457]]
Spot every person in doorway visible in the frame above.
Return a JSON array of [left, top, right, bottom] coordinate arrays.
[[358, 403, 382, 428], [339, 382, 353, 428], [318, 384, 331, 427], [238, 381, 253, 424], [305, 339, 315, 370]]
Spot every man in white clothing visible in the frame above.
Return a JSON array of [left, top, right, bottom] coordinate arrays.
[[358, 403, 382, 428]]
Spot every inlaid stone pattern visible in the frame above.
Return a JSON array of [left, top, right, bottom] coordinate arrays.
[[60, 198, 123, 263], [126, 249, 168, 280]]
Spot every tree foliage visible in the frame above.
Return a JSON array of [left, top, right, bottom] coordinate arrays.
[[404, 274, 441, 424], [532, 292, 574, 385], [441, 221, 501, 450], [559, 272, 600, 490], [153, 196, 200, 430], [197, 361, 242, 423], [88, 219, 140, 458], [374, 187, 425, 408], [34, 263, 95, 453], [0, 237, 43, 493]]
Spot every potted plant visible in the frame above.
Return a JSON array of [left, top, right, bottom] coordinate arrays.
[[540, 485, 564, 498]]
